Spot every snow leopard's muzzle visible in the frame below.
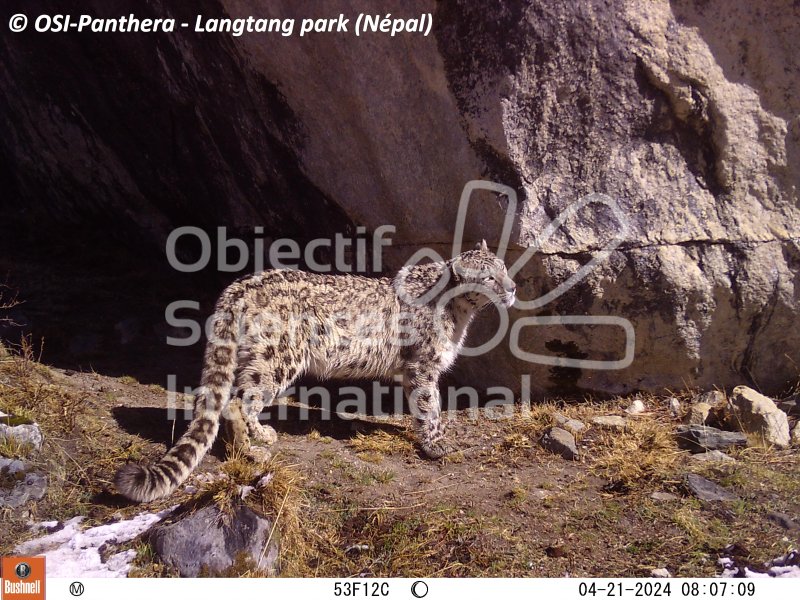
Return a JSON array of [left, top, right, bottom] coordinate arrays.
[[499, 273, 516, 307]]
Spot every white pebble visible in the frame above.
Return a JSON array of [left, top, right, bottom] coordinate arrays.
[[625, 399, 646, 415], [668, 397, 681, 417]]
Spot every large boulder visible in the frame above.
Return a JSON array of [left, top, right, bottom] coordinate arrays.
[[726, 386, 791, 448], [1, 0, 798, 396], [149, 504, 278, 577]]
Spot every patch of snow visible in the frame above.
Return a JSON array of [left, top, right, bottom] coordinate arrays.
[[718, 551, 800, 578], [766, 566, 800, 578], [15, 506, 176, 578]]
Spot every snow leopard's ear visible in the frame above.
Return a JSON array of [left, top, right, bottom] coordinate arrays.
[[475, 239, 489, 252]]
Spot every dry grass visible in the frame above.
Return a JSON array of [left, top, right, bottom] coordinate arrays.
[[252, 457, 308, 575], [0, 282, 21, 328], [129, 452, 309, 577], [591, 416, 686, 488], [0, 338, 145, 551], [349, 429, 414, 458], [282, 500, 536, 577], [502, 432, 534, 450], [0, 337, 83, 434]]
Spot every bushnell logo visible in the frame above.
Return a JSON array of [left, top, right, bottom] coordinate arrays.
[[1, 556, 45, 600], [13, 563, 30, 579]]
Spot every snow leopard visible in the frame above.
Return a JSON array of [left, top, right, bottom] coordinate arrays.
[[115, 240, 516, 502]]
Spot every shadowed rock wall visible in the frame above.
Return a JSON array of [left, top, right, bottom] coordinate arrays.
[[1, 0, 798, 396]]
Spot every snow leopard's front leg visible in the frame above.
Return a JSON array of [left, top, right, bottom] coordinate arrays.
[[403, 362, 453, 458]]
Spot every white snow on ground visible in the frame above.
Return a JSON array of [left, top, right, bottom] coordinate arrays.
[[719, 552, 800, 578], [14, 506, 176, 577]]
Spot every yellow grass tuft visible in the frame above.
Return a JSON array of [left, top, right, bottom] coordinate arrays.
[[349, 430, 414, 457], [591, 416, 685, 487]]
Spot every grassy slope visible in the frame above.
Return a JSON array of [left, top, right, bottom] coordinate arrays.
[[1, 342, 798, 577]]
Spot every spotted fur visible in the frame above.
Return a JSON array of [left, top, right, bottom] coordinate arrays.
[[115, 240, 516, 502]]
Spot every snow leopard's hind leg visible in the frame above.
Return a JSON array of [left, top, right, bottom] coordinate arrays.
[[222, 342, 304, 458]]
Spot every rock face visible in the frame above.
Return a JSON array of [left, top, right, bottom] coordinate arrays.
[[149, 504, 278, 577], [1, 0, 799, 396], [726, 386, 791, 448]]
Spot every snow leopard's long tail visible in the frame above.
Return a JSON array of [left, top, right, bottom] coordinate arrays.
[[115, 290, 244, 503]]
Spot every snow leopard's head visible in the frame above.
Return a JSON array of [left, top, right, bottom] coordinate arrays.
[[450, 240, 516, 308]]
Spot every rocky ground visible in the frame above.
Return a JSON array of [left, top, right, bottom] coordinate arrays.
[[1, 340, 799, 578]]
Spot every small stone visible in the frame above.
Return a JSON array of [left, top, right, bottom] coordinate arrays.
[[591, 415, 627, 431], [695, 390, 726, 406], [727, 386, 790, 448], [690, 450, 735, 463], [554, 413, 585, 434], [791, 422, 800, 447], [675, 425, 747, 453], [149, 504, 278, 577], [0, 422, 43, 452], [531, 489, 555, 500], [766, 512, 799, 530], [0, 458, 47, 508], [668, 397, 681, 417], [564, 419, 585, 434], [625, 399, 646, 415], [651, 567, 671, 578], [685, 473, 738, 502], [684, 402, 712, 426], [650, 491, 679, 501], [539, 427, 579, 460]]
